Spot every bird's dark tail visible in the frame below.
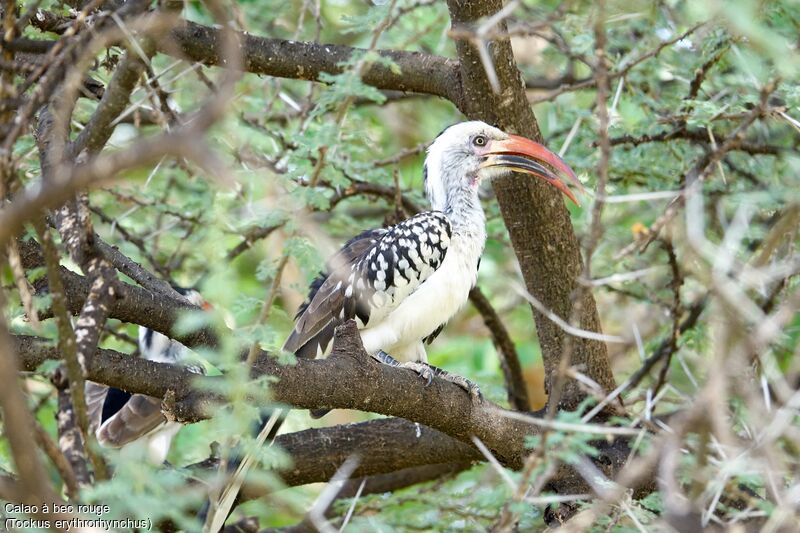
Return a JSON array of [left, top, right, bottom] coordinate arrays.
[[199, 409, 285, 532]]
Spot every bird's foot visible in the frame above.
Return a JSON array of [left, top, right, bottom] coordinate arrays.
[[371, 350, 481, 400], [426, 363, 483, 401], [371, 350, 434, 385]]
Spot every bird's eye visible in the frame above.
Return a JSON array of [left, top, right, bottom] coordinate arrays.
[[472, 135, 487, 147]]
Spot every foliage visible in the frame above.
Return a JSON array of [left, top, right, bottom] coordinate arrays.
[[1, 0, 798, 531]]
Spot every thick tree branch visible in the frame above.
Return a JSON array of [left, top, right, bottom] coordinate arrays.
[[161, 20, 464, 108], [18, 238, 217, 349], [445, 0, 617, 412], [12, 323, 634, 476], [32, 219, 96, 486], [16, 324, 534, 466], [51, 368, 93, 490], [250, 419, 479, 495]]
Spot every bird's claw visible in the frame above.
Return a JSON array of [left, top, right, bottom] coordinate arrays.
[[421, 367, 434, 387], [370, 350, 481, 401], [468, 382, 483, 402], [424, 363, 482, 402], [446, 374, 483, 402], [400, 361, 434, 387]]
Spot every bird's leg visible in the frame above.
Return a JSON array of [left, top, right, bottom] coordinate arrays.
[[371, 350, 434, 386], [371, 351, 481, 401], [425, 364, 482, 401]]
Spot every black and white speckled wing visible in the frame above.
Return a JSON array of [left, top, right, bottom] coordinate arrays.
[[282, 227, 385, 358], [284, 212, 452, 359]]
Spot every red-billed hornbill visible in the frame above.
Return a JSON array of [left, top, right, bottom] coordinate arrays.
[[206, 122, 581, 531], [85, 287, 207, 464], [284, 121, 580, 410]]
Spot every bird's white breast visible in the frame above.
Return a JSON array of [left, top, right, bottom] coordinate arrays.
[[359, 233, 483, 361]]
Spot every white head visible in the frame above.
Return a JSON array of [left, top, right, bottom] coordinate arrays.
[[423, 121, 581, 214]]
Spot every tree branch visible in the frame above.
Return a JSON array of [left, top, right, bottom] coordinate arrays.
[[50, 368, 92, 491], [94, 235, 181, 298], [68, 43, 153, 158], [469, 287, 529, 411], [32, 219, 96, 486], [249, 419, 479, 494], [160, 20, 464, 108], [445, 0, 617, 412], [18, 238, 217, 349], [12, 323, 635, 476]]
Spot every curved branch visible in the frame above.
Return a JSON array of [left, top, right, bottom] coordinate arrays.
[[469, 287, 529, 411]]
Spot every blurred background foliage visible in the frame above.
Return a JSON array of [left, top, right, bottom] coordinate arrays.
[[4, 0, 799, 530]]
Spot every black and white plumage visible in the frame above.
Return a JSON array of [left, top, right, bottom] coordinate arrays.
[[86, 287, 206, 464], [284, 211, 452, 361], [283, 121, 581, 401]]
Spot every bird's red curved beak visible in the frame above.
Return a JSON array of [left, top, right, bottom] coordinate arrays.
[[479, 135, 584, 206]]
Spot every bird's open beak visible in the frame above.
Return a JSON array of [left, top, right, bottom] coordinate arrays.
[[479, 135, 584, 206]]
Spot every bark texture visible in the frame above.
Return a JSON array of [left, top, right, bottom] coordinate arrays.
[[446, 0, 617, 411], [163, 20, 463, 107], [12, 325, 633, 483]]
